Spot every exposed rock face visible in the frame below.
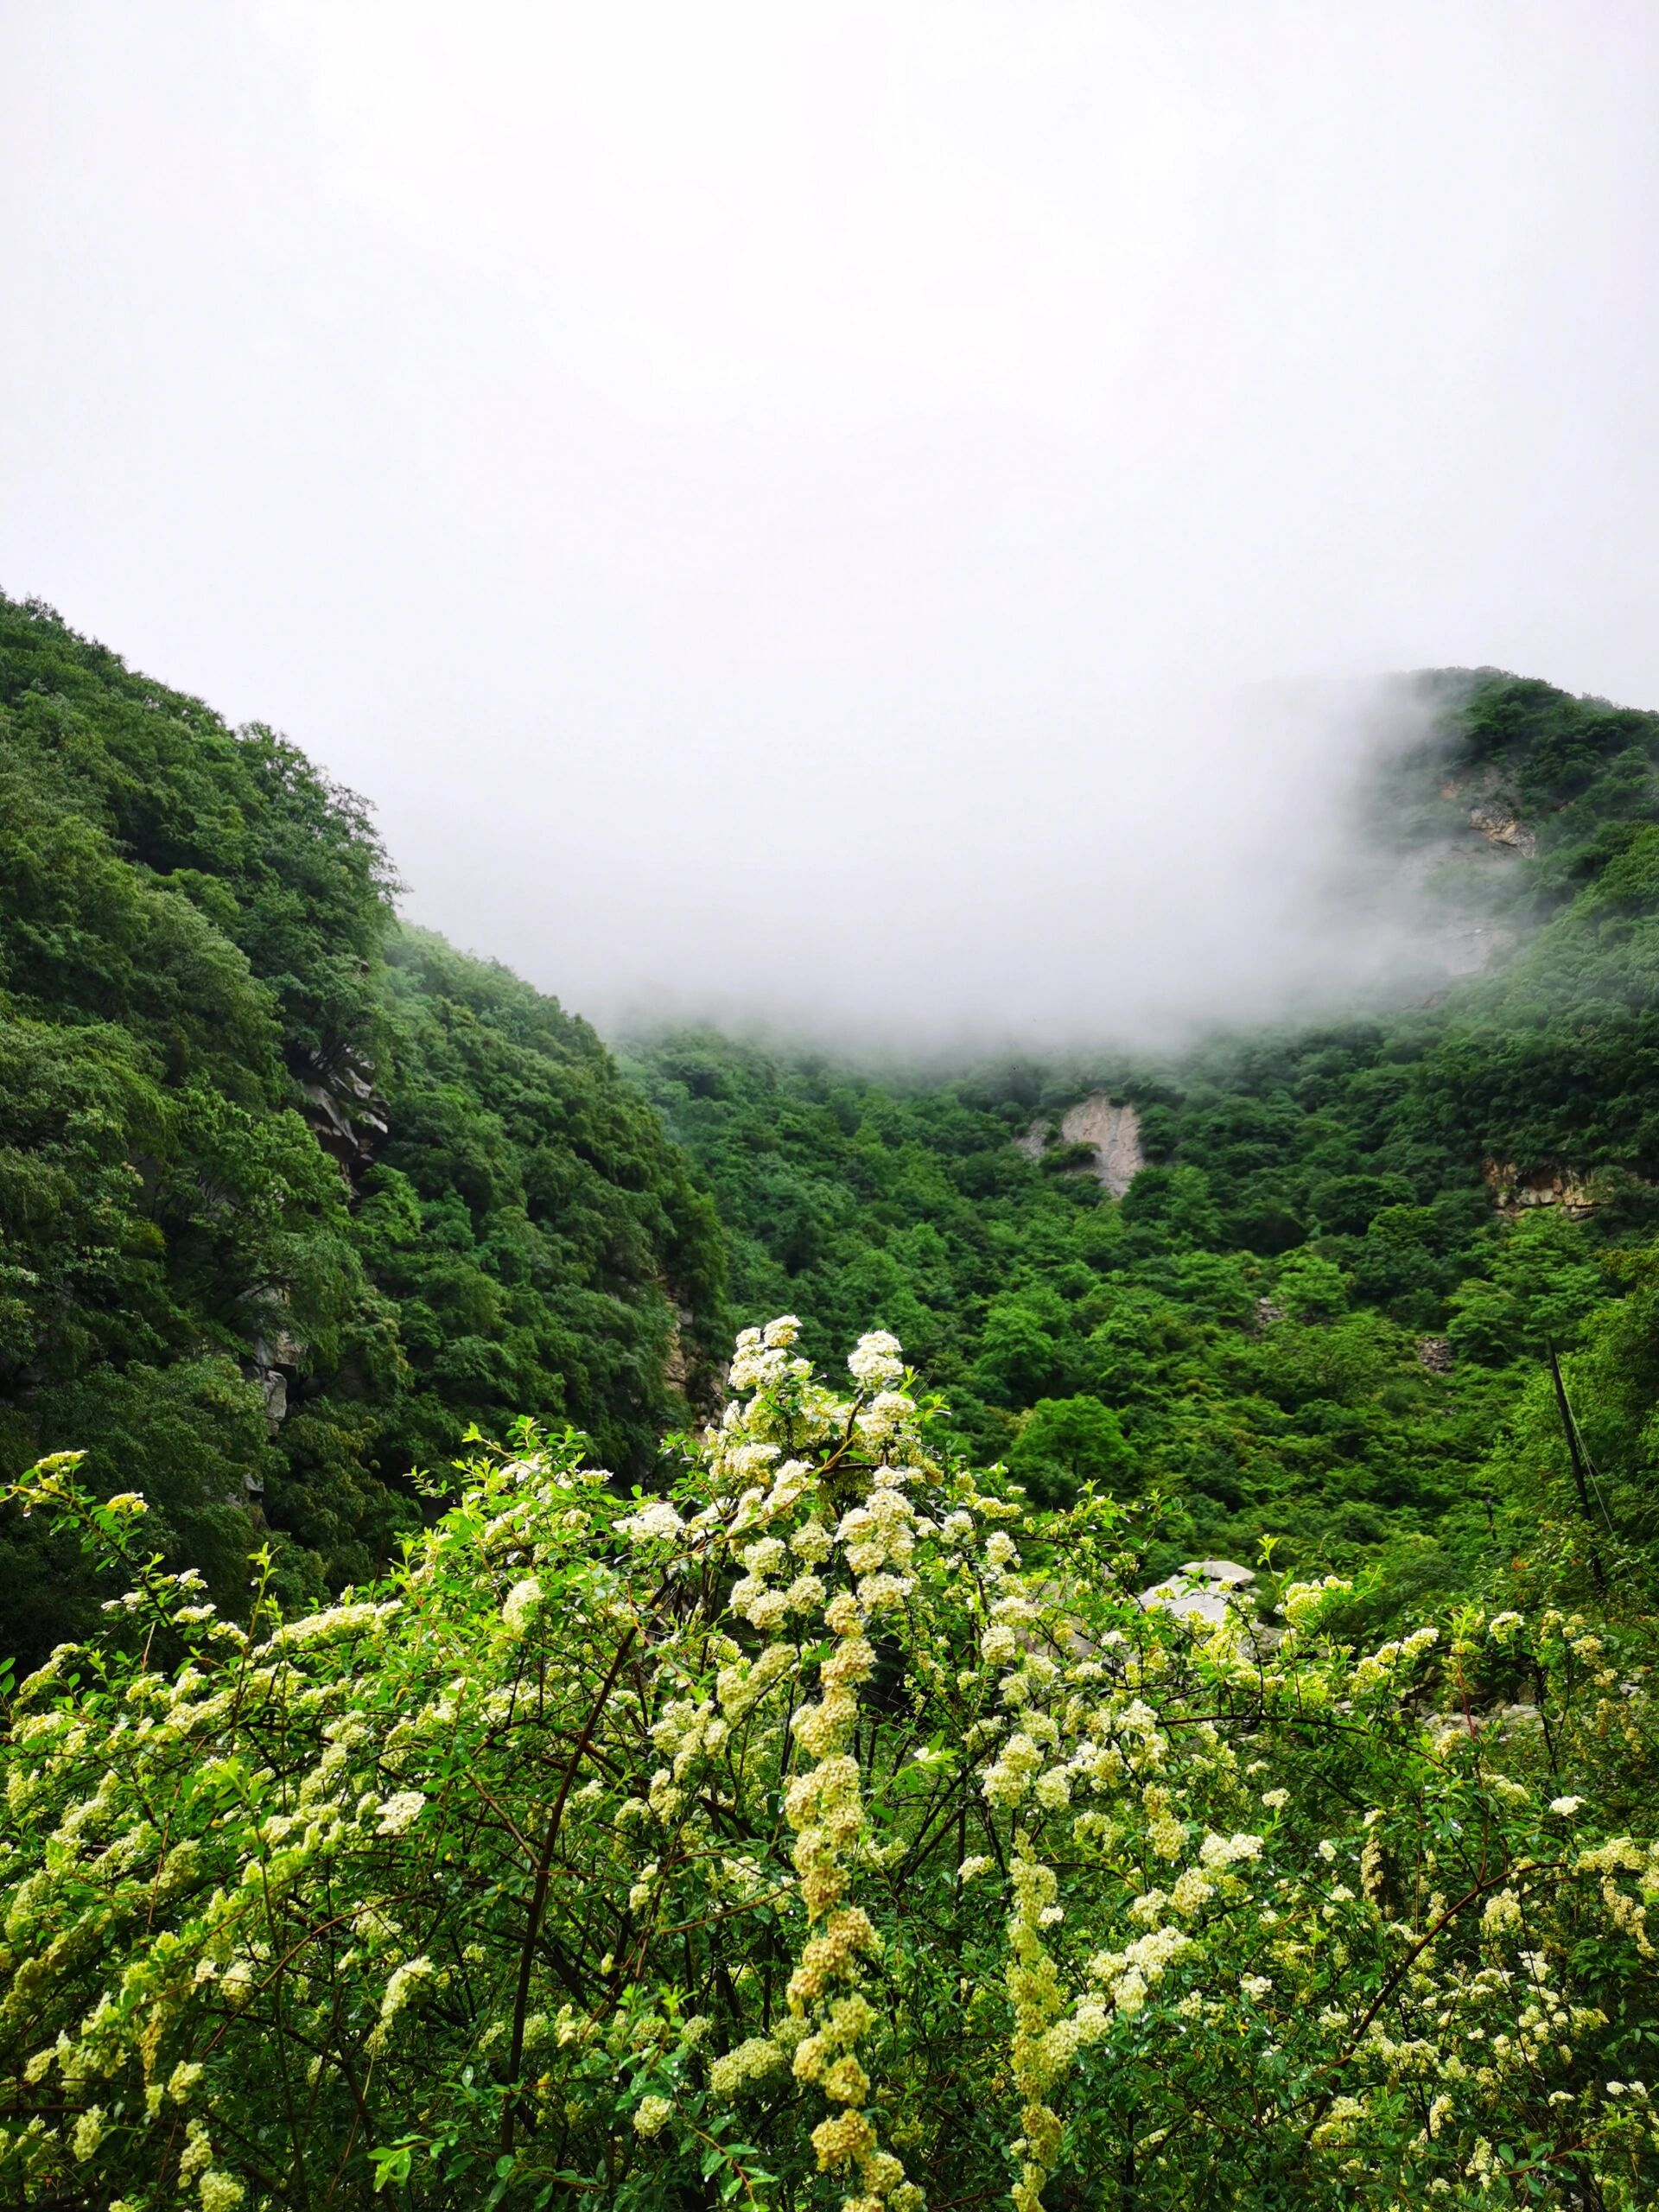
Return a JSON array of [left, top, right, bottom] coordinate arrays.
[[1015, 1093, 1143, 1197], [1482, 1160, 1602, 1221], [240, 1306, 304, 1444], [660, 1294, 724, 1416], [663, 1306, 692, 1395], [1139, 1559, 1256, 1629], [1417, 1335, 1452, 1373], [295, 1046, 389, 1190], [254, 1369, 288, 1431], [1398, 768, 1535, 995], [1433, 922, 1518, 980], [1436, 768, 1538, 857], [1466, 798, 1537, 857]]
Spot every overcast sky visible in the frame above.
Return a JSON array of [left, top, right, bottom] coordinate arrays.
[[4, 3, 1658, 1045]]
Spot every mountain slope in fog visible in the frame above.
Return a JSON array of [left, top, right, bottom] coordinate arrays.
[[626, 667, 1659, 1615]]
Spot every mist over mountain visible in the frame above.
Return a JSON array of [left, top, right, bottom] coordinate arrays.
[[8, 6, 1659, 1058], [589, 671, 1483, 1053], [565, 667, 1558, 1056]]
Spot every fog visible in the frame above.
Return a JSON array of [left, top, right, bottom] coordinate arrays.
[[5, 4, 1659, 1047]]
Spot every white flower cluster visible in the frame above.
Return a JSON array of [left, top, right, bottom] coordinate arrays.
[[1004, 1844, 1072, 2212], [616, 1499, 684, 1546], [729, 1318, 810, 1395], [716, 1640, 799, 1720], [836, 1478, 918, 1612], [500, 1576, 542, 1634], [699, 1321, 928, 2212], [848, 1330, 905, 1388], [632, 2093, 674, 2139], [374, 1790, 427, 1838], [1198, 1830, 1265, 1870], [729, 1534, 825, 1631], [983, 1732, 1046, 1809], [649, 1698, 729, 1784], [1087, 1923, 1192, 2017], [1352, 1624, 1440, 1689], [270, 1599, 403, 1649], [1280, 1577, 1354, 1630], [709, 2035, 787, 2097], [366, 1955, 435, 2053]]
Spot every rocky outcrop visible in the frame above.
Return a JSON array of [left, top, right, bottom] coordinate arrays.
[[222, 1049, 390, 1454], [1433, 922, 1518, 980], [1436, 768, 1537, 857], [660, 1294, 724, 1417], [295, 1046, 388, 1190], [1015, 1094, 1143, 1197], [1397, 766, 1535, 997], [1466, 798, 1536, 857], [238, 1297, 304, 1444], [1482, 1160, 1602, 1221], [1139, 1559, 1257, 1629]]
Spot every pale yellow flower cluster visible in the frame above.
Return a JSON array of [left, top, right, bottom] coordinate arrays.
[[708, 2036, 787, 2097], [704, 1319, 927, 2212], [8, 1342, 1659, 2207], [499, 1575, 542, 1633], [1004, 1843, 1071, 2212], [366, 1956, 435, 2054]]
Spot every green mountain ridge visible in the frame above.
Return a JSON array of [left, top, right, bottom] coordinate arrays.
[[0, 594, 725, 1660]]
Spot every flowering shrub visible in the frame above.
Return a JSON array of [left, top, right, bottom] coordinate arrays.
[[3, 1320, 1659, 2209]]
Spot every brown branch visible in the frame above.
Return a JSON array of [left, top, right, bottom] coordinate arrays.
[[502, 1624, 639, 2152], [1300, 1857, 1562, 2142], [469, 1773, 538, 1859], [655, 1882, 795, 1937]]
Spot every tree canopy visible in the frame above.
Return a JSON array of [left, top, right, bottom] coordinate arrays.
[[0, 594, 724, 1660]]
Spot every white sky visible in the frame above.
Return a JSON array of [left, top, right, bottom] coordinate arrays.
[[3, 3, 1658, 1042]]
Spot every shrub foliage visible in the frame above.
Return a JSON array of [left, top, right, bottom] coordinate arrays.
[[4, 1327, 1658, 2209]]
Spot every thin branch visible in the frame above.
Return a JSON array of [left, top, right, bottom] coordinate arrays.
[[502, 1624, 639, 2153]]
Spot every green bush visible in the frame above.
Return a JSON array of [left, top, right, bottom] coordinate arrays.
[[4, 1325, 1659, 2209]]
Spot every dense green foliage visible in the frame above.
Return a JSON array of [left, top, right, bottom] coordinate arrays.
[[627, 671, 1659, 1618], [0, 595, 723, 1660], [9, 602, 1659, 2209], [8, 594, 1659, 1653], [5, 1330, 1659, 2209]]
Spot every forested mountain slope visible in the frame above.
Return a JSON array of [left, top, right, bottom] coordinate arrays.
[[626, 671, 1659, 1618], [7, 589, 1659, 1662], [10, 609, 1659, 2203], [0, 594, 723, 1658]]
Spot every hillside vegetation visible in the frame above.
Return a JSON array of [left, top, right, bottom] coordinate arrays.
[[627, 671, 1659, 1622], [4, 1327, 1657, 2208], [7, 608, 1659, 2207], [0, 594, 723, 1659]]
